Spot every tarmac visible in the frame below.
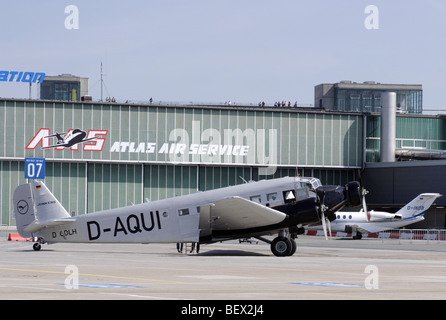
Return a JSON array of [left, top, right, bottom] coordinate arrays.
[[1, 235, 446, 301]]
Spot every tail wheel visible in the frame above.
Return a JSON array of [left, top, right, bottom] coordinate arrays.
[[271, 237, 295, 257], [33, 243, 41, 251]]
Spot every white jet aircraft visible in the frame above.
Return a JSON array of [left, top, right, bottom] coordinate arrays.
[[13, 176, 362, 256], [308, 193, 441, 239]]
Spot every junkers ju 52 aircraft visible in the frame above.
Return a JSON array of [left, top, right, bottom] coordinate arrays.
[[13, 176, 362, 256]]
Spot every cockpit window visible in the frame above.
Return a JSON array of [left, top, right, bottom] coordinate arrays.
[[295, 188, 309, 200], [308, 178, 322, 190]]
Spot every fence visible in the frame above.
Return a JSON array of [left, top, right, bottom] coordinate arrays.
[[378, 229, 446, 244], [306, 228, 446, 244]]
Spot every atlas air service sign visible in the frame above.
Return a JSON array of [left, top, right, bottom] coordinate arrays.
[[24, 120, 277, 170]]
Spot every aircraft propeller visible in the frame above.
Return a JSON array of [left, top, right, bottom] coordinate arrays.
[[315, 181, 363, 240], [320, 205, 333, 240], [357, 171, 370, 222], [362, 188, 370, 221], [317, 195, 332, 240]]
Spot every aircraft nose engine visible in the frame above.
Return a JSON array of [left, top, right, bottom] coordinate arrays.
[[345, 181, 361, 207], [316, 181, 362, 218]]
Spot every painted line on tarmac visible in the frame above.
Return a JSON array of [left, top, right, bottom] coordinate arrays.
[[56, 283, 146, 289], [291, 282, 365, 288], [0, 267, 185, 284]]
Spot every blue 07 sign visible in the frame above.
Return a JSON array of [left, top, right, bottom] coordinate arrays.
[[25, 158, 45, 179]]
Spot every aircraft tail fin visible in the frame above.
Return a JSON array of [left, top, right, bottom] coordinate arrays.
[[13, 181, 72, 237], [31, 181, 71, 222], [396, 193, 442, 219], [14, 183, 35, 238]]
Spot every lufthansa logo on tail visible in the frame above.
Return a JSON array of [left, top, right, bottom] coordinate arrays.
[[17, 200, 29, 215]]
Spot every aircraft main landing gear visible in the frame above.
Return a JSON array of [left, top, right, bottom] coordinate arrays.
[[270, 236, 296, 257]]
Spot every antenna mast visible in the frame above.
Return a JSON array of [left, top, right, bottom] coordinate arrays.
[[100, 62, 103, 102]]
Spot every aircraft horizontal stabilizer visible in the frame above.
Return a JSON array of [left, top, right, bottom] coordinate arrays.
[[24, 218, 76, 233]]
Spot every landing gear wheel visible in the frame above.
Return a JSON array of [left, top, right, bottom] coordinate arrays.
[[271, 237, 293, 257], [289, 238, 297, 256], [33, 243, 41, 251], [353, 233, 363, 240]]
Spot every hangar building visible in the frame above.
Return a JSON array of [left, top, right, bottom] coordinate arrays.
[[1, 87, 445, 229]]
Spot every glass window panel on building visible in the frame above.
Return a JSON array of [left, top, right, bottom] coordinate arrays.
[[316, 82, 422, 114]]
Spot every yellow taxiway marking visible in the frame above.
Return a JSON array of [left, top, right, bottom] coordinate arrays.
[[0, 267, 184, 284]]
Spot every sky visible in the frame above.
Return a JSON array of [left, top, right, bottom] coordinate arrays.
[[1, 1, 446, 111]]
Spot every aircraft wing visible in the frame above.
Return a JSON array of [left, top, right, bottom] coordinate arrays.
[[207, 196, 287, 231], [346, 223, 384, 234]]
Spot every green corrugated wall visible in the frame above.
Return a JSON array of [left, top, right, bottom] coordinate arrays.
[[1, 99, 366, 225]]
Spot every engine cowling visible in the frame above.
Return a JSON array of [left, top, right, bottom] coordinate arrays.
[[315, 181, 362, 219]]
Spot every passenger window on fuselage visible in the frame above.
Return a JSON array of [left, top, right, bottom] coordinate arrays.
[[267, 192, 277, 201], [178, 208, 190, 216], [250, 195, 261, 203]]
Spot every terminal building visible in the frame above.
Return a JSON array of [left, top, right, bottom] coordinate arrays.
[[1, 80, 445, 230], [315, 81, 423, 113], [40, 74, 89, 102]]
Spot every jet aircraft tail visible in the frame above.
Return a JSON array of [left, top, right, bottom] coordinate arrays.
[[396, 193, 441, 220], [14, 181, 73, 238]]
